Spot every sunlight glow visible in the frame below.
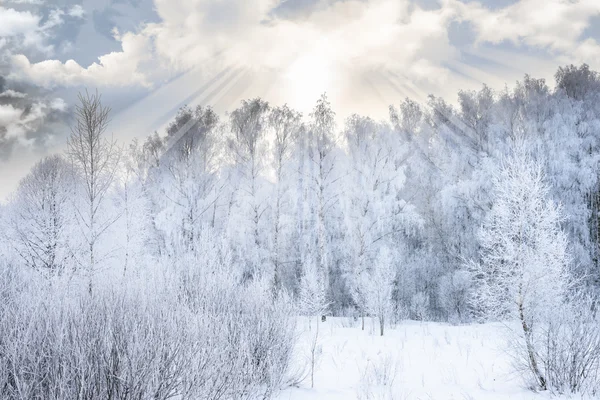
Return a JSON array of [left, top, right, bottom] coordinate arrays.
[[284, 50, 335, 111]]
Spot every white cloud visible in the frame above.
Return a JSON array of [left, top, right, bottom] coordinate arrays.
[[68, 5, 85, 19], [49, 97, 67, 112], [0, 90, 27, 98], [0, 5, 76, 55], [8, 0, 459, 95], [452, 0, 600, 67], [0, 104, 23, 132], [10, 31, 152, 88], [5, 0, 600, 110], [0, 8, 40, 38]]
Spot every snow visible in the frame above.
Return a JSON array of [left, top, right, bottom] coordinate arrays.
[[278, 318, 589, 400]]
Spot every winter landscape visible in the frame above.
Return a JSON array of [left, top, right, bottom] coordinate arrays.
[[2, 0, 600, 399]]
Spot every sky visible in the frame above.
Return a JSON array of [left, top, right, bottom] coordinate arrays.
[[0, 0, 600, 200]]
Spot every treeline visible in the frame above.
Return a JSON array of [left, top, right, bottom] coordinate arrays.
[[3, 64, 600, 320]]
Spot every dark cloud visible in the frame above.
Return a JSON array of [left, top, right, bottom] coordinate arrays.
[[0, 76, 71, 161]]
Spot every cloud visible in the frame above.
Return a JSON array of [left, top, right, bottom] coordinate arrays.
[[4, 0, 600, 113], [0, 89, 27, 98], [0, 4, 86, 56], [4, 0, 45, 4], [68, 5, 85, 19], [9, 30, 152, 88], [0, 8, 40, 38], [7, 0, 460, 93], [452, 0, 600, 66], [0, 76, 70, 160]]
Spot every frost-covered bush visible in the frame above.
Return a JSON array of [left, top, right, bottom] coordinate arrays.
[[538, 295, 600, 395], [356, 352, 401, 400], [507, 294, 600, 395], [0, 248, 297, 400]]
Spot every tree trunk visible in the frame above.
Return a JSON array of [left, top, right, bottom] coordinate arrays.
[[519, 299, 546, 390], [362, 313, 365, 331]]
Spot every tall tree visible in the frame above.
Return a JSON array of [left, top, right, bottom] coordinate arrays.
[[67, 90, 121, 292], [307, 94, 338, 305], [158, 105, 222, 252], [228, 98, 271, 278], [269, 104, 302, 294]]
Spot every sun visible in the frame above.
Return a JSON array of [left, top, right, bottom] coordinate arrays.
[[284, 50, 334, 112]]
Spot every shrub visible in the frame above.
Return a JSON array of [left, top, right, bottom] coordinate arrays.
[[0, 255, 297, 400]]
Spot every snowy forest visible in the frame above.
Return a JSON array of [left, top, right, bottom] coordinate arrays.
[[1, 63, 600, 399]]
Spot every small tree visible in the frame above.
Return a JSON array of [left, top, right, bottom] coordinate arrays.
[[297, 260, 329, 388], [298, 259, 329, 325], [354, 247, 396, 336], [468, 149, 571, 391]]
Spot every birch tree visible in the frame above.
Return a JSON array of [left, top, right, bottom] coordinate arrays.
[[67, 90, 121, 292], [468, 148, 571, 390]]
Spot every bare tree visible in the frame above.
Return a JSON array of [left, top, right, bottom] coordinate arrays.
[[67, 90, 121, 293]]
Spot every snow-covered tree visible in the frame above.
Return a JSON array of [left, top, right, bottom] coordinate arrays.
[[7, 155, 74, 274], [343, 114, 419, 326], [156, 105, 222, 253], [353, 247, 396, 336], [298, 259, 329, 322], [306, 94, 342, 310], [268, 104, 302, 294], [227, 98, 271, 279], [112, 143, 157, 276], [468, 148, 571, 390]]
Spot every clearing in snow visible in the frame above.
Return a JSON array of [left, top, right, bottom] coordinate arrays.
[[279, 318, 590, 400]]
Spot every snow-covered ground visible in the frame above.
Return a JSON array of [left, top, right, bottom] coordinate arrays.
[[278, 317, 588, 400]]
